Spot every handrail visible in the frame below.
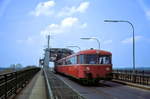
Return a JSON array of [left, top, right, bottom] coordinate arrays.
[[43, 69, 54, 99], [0, 67, 41, 99], [112, 70, 150, 85]]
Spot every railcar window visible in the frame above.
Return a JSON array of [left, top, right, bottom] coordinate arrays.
[[66, 56, 77, 65], [63, 61, 66, 65], [74, 56, 77, 64], [78, 54, 111, 64], [70, 57, 74, 64], [79, 55, 84, 64], [85, 54, 98, 64], [66, 59, 71, 65], [99, 56, 111, 64], [57, 55, 111, 65]]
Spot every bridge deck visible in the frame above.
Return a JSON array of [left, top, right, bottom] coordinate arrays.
[[56, 73, 150, 99], [15, 70, 47, 99]]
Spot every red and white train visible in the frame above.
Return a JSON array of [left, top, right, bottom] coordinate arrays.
[[55, 49, 112, 84]]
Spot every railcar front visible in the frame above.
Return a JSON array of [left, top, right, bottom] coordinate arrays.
[[55, 49, 112, 85], [77, 54, 112, 84]]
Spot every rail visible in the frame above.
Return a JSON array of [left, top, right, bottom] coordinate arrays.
[[43, 69, 85, 99], [0, 67, 41, 99], [113, 70, 150, 85]]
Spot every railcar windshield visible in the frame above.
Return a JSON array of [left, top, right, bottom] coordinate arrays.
[[85, 54, 98, 64], [79, 54, 111, 64], [99, 56, 111, 64]]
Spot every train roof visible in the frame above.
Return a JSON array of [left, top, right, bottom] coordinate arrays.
[[57, 49, 111, 62], [77, 49, 112, 55]]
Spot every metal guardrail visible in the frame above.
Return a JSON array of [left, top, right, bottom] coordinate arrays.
[[43, 69, 85, 99], [43, 69, 54, 99], [113, 70, 150, 85], [0, 67, 41, 99], [113, 69, 150, 75]]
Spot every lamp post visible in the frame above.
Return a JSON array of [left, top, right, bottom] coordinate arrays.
[[104, 20, 135, 74], [80, 37, 100, 50], [67, 46, 81, 51]]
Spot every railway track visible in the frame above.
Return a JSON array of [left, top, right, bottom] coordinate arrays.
[[44, 69, 85, 99]]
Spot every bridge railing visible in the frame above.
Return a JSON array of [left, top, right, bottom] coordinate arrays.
[[0, 67, 41, 99], [113, 70, 150, 85]]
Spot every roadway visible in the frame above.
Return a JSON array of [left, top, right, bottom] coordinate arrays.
[[55, 74, 150, 99]]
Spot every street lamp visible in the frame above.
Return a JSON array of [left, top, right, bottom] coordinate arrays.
[[67, 46, 81, 51], [80, 37, 100, 50], [104, 19, 135, 74]]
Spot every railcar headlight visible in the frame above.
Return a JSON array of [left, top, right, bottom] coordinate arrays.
[[86, 67, 90, 71], [106, 67, 110, 71]]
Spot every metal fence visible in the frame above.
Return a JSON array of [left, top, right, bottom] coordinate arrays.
[[0, 67, 41, 99], [113, 70, 150, 85], [43, 69, 85, 99]]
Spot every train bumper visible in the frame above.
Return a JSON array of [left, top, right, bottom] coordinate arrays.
[[83, 72, 112, 81]]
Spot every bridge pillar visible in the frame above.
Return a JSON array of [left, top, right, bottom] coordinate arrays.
[[43, 48, 50, 69]]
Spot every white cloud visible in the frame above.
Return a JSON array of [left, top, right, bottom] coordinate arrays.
[[61, 17, 78, 27], [58, 1, 90, 17], [121, 36, 143, 44], [41, 17, 87, 36], [77, 2, 90, 13], [30, 0, 55, 16]]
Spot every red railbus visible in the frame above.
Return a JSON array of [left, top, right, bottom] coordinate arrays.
[[55, 49, 112, 84]]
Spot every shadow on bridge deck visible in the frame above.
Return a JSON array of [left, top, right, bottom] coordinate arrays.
[[14, 70, 47, 99]]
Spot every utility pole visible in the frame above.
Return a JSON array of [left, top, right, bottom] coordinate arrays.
[[48, 35, 50, 49]]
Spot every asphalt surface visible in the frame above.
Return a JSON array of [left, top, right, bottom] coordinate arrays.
[[55, 74, 150, 99]]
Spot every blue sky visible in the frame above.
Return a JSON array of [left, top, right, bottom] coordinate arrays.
[[0, 0, 150, 68]]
